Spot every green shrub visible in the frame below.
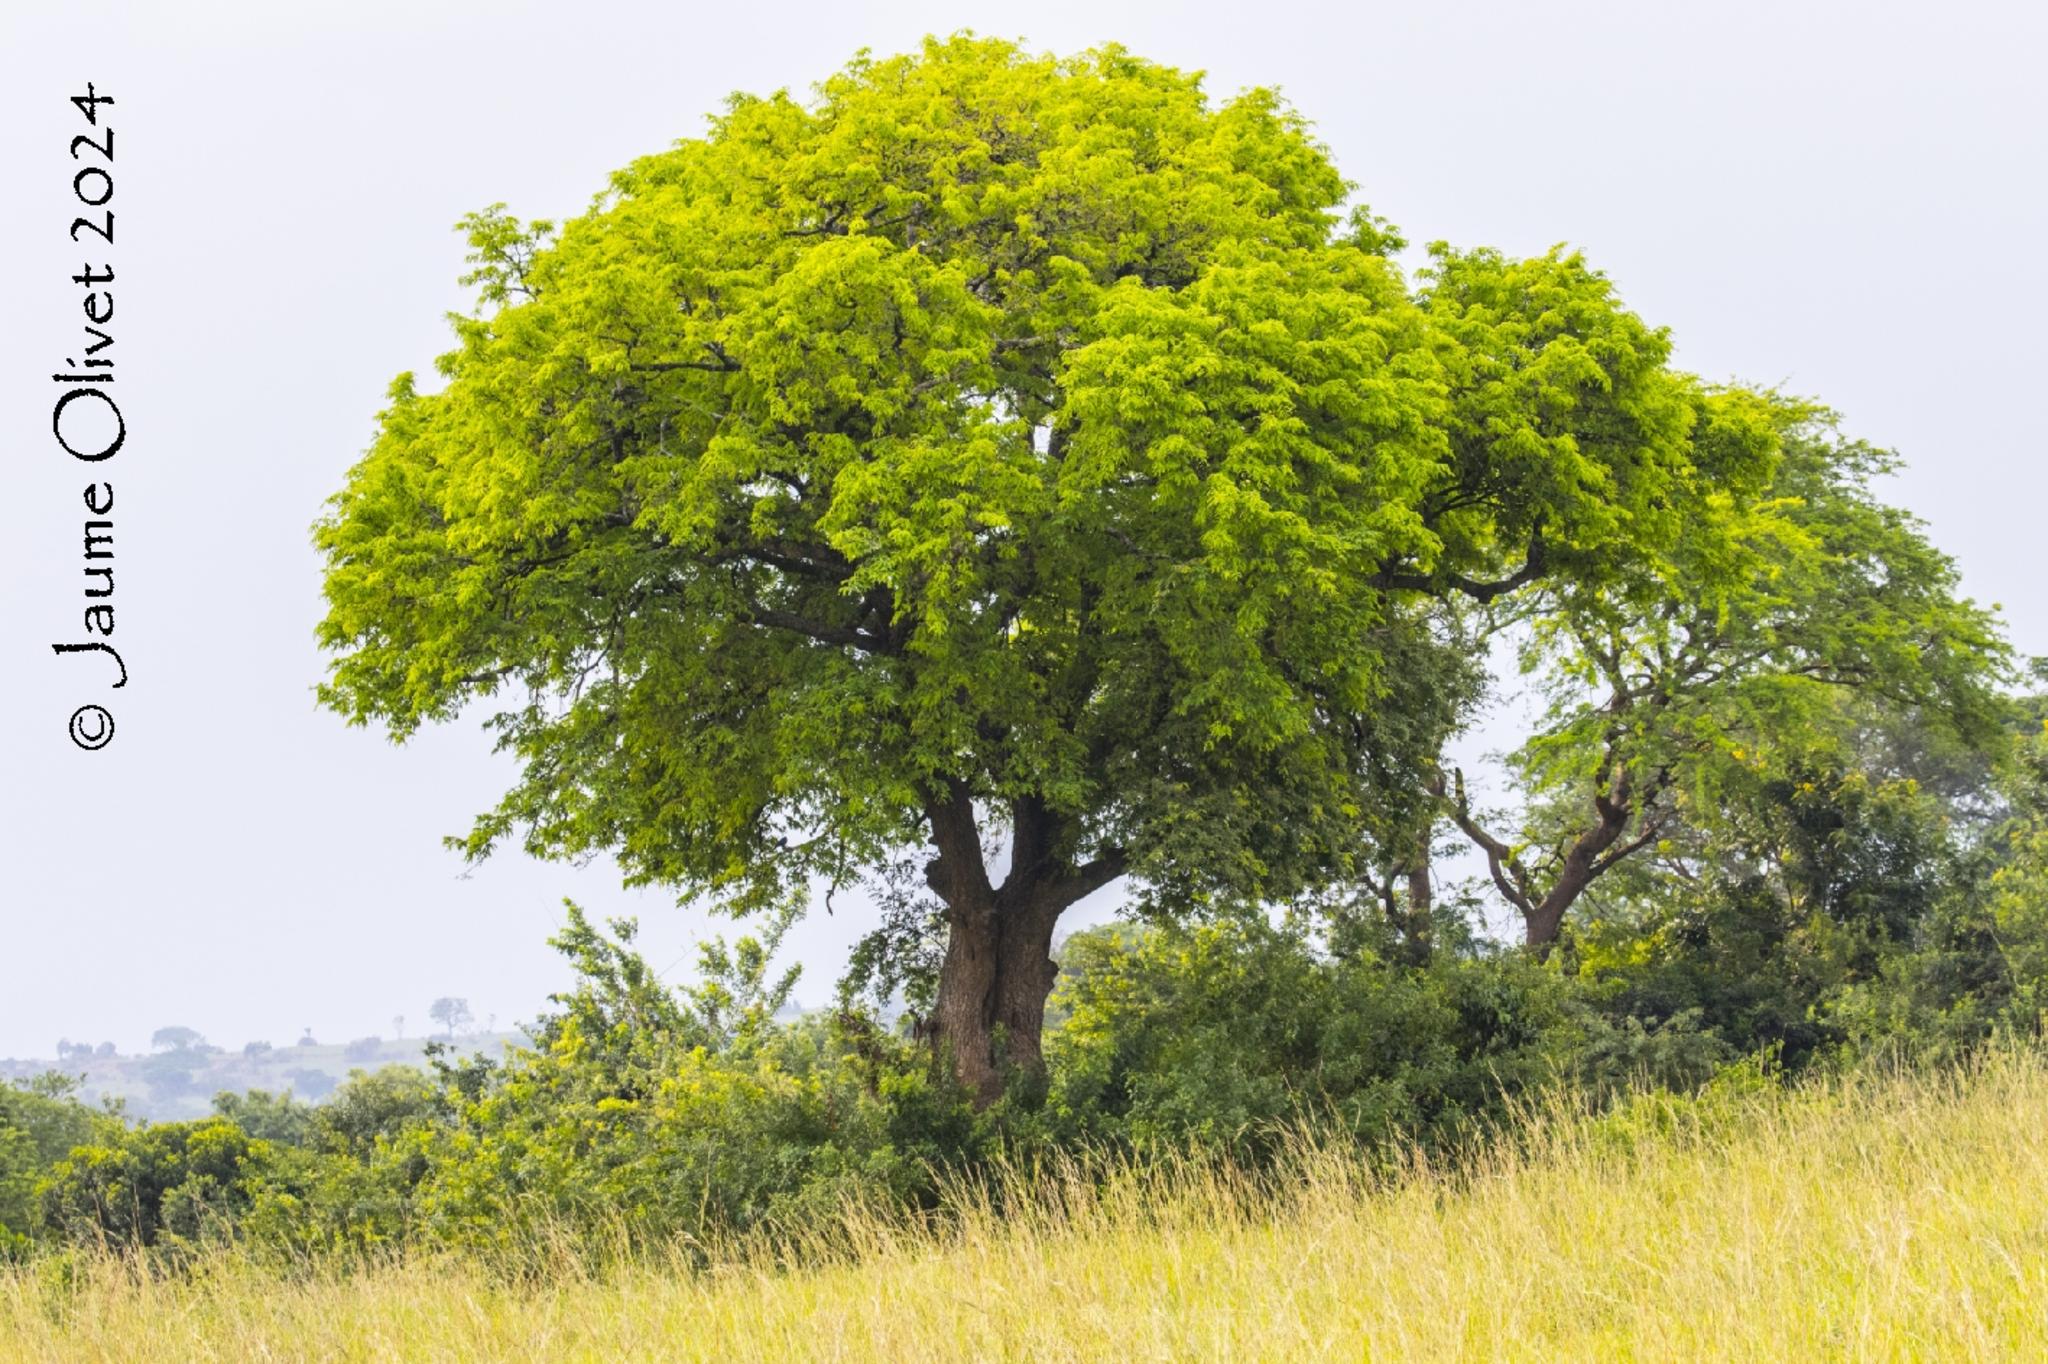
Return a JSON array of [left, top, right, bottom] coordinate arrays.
[[1037, 921, 1593, 1154], [0, 1076, 106, 1258], [38, 1118, 294, 1252]]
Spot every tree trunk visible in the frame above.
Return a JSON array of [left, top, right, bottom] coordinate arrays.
[[1399, 833, 1435, 967], [1439, 762, 1656, 958], [929, 890, 1063, 1106], [920, 785, 1125, 1107], [1521, 792, 1632, 951], [1524, 891, 1572, 953]]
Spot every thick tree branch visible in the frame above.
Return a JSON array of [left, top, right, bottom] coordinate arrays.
[[1590, 810, 1670, 878], [710, 538, 854, 583], [1376, 527, 1548, 603], [1058, 847, 1130, 903], [741, 605, 898, 655], [630, 341, 740, 374], [923, 779, 993, 910], [1006, 795, 1057, 886]]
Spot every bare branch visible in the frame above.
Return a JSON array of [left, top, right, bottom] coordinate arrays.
[[1431, 767, 1535, 918]]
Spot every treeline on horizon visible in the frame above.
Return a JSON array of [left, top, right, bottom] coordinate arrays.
[[7, 35, 2048, 1268], [1, 1021, 519, 1125]]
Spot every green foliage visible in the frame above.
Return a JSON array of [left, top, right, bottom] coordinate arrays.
[[30, 1066, 449, 1259], [315, 35, 1745, 984], [17, 795, 2048, 1266], [1987, 724, 2048, 1029], [0, 1077, 105, 1258], [38, 1118, 289, 1253], [210, 1089, 318, 1148], [1445, 406, 2011, 946], [1820, 722, 2048, 1058], [1571, 710, 2045, 1071], [1038, 921, 1590, 1152], [372, 910, 975, 1255]]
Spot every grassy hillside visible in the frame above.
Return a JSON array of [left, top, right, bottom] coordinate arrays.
[[6, 1051, 2047, 1361]]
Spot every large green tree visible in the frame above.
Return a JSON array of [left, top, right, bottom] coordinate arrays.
[[317, 36, 1750, 1102]]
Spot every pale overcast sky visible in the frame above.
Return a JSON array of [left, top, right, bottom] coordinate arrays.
[[0, 0, 2041, 1058]]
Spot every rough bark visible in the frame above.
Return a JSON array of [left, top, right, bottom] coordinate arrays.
[[922, 784, 1125, 1106], [1401, 838, 1436, 966], [930, 891, 1064, 1103]]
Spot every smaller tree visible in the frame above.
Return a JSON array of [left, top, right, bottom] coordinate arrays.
[[150, 1026, 204, 1053], [285, 1069, 337, 1102], [1439, 413, 2008, 951], [428, 998, 474, 1039]]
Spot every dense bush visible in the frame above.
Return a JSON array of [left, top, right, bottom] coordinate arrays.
[[1038, 921, 1588, 1151], [0, 1076, 107, 1259], [38, 1118, 288, 1254]]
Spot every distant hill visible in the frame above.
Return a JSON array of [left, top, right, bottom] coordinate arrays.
[[0, 1035, 525, 1123]]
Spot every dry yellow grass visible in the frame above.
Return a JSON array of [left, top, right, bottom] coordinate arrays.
[[7, 1052, 2048, 1362]]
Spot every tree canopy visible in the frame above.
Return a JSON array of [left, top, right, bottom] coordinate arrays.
[[320, 35, 1824, 1099]]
